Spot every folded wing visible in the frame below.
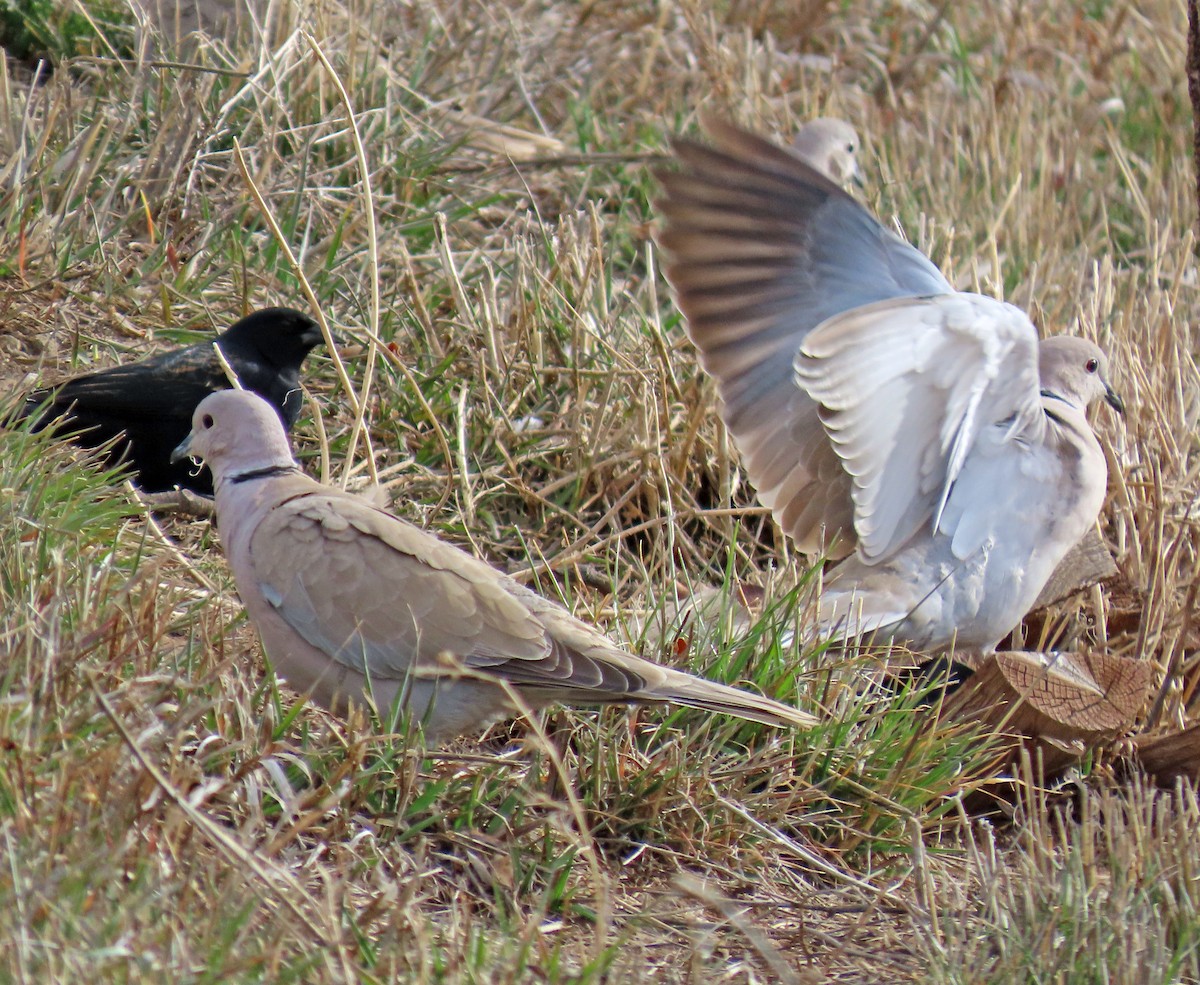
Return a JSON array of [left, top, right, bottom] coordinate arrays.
[[22, 343, 223, 427], [247, 490, 816, 728], [250, 493, 558, 682]]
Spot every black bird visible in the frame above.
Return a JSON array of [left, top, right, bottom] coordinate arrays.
[[15, 307, 326, 494]]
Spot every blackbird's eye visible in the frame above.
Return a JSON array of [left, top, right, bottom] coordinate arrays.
[[202, 414, 215, 429], [1085, 358, 1099, 373]]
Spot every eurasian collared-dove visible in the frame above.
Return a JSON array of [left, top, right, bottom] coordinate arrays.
[[656, 118, 1122, 653], [171, 391, 816, 740], [791, 117, 861, 185]]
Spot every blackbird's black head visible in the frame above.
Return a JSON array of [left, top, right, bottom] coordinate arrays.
[[217, 307, 326, 370]]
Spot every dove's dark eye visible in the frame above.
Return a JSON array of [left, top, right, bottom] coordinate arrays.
[[1085, 358, 1099, 373], [202, 414, 215, 429]]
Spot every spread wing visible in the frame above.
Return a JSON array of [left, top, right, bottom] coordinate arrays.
[[795, 293, 1046, 562], [656, 117, 952, 556]]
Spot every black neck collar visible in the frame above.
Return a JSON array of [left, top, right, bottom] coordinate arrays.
[[1040, 389, 1079, 426], [228, 464, 299, 485]]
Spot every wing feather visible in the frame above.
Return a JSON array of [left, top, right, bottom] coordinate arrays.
[[249, 494, 552, 680], [248, 491, 686, 698], [657, 118, 951, 555], [795, 294, 1046, 561]]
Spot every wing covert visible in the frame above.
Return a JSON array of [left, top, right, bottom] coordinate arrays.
[[794, 293, 1046, 562], [248, 494, 553, 680]]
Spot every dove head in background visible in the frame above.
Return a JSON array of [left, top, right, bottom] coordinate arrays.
[[172, 389, 298, 484], [1038, 336, 1124, 416], [792, 117, 861, 185]]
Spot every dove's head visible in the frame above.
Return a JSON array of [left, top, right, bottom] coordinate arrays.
[[792, 118, 861, 185], [1038, 336, 1124, 415], [171, 390, 297, 484]]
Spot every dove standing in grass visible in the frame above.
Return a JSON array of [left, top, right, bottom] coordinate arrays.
[[172, 390, 815, 740], [791, 117, 861, 185], [656, 118, 1123, 653], [15, 307, 326, 495]]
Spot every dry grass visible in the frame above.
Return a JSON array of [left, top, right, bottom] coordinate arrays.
[[2, 0, 1200, 980]]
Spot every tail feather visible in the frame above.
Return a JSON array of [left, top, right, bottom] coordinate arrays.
[[645, 669, 816, 729]]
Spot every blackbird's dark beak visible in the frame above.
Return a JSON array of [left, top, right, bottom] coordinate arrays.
[[294, 315, 338, 350], [303, 324, 345, 354]]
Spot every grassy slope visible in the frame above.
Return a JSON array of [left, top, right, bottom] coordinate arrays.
[[0, 0, 1198, 980]]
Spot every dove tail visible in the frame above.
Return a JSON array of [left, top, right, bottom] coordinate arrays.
[[645, 670, 816, 730]]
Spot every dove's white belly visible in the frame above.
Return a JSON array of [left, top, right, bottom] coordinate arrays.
[[823, 535, 1059, 651]]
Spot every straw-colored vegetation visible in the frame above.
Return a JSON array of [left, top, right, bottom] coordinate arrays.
[[1, 0, 1197, 980]]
